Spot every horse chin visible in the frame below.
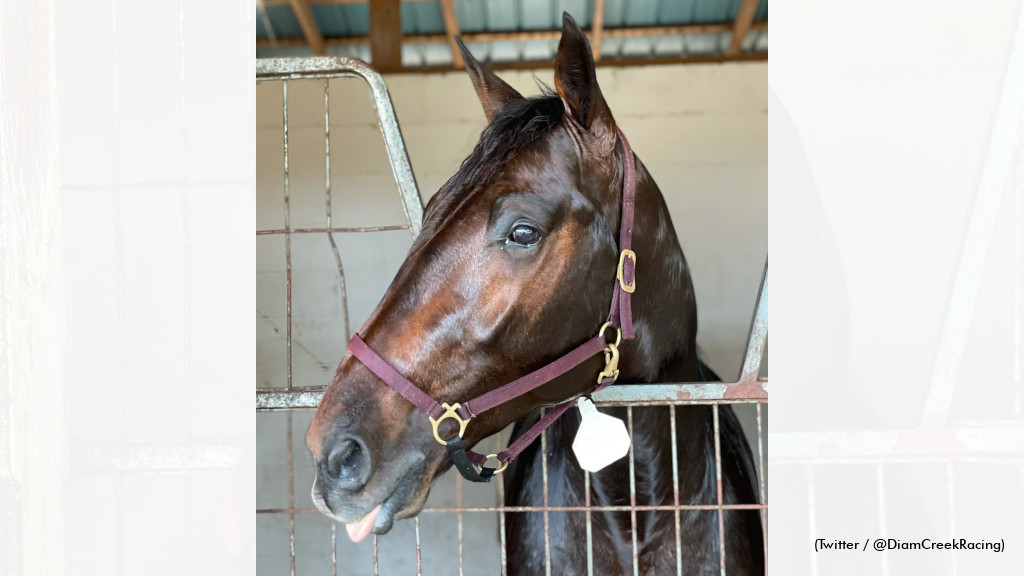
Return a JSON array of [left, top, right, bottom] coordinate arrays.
[[368, 464, 433, 535]]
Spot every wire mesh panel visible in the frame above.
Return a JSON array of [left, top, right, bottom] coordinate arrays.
[[255, 57, 768, 575]]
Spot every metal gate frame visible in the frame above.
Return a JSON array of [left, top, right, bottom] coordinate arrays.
[[254, 56, 768, 576]]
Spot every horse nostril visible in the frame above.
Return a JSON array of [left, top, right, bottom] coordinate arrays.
[[326, 436, 371, 489]]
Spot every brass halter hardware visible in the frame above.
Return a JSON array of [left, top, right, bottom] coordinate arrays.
[[429, 402, 471, 446], [483, 453, 509, 475], [597, 322, 622, 383], [617, 249, 637, 293]]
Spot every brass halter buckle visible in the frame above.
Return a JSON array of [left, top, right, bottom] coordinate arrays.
[[597, 322, 622, 384], [429, 402, 471, 446], [617, 249, 637, 293]]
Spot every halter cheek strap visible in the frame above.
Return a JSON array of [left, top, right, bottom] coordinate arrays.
[[347, 128, 637, 482]]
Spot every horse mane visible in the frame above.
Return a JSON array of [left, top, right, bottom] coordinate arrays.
[[416, 92, 565, 245]]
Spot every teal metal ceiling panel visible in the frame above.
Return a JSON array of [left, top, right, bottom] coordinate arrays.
[[555, 0, 592, 27], [264, 6, 303, 38], [402, 2, 445, 34], [258, 0, 767, 62], [516, 0, 549, 29], [658, 0, 698, 24], [455, 1, 486, 33]]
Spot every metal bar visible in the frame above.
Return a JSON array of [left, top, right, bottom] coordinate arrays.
[[257, 58, 424, 237], [331, 522, 337, 576], [756, 404, 767, 567], [257, 225, 411, 235], [287, 413, 297, 576], [713, 405, 725, 576], [415, 516, 422, 575], [495, 434, 508, 576], [585, 469, 594, 576], [670, 407, 682, 576], [257, 503, 768, 514], [457, 471, 464, 576], [599, 382, 768, 404], [628, 407, 639, 576], [541, 410, 551, 576], [323, 80, 352, 342], [739, 260, 768, 383], [262, 51, 769, 74], [283, 81, 293, 391], [373, 534, 379, 575], [256, 380, 768, 410]]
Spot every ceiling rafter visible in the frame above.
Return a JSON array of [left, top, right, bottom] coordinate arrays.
[[591, 0, 606, 61], [726, 0, 761, 56], [439, 0, 463, 68], [369, 0, 403, 72], [287, 0, 325, 55]]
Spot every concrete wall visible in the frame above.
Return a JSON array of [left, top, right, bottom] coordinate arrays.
[[256, 62, 767, 574]]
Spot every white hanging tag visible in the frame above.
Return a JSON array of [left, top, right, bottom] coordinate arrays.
[[572, 397, 631, 473]]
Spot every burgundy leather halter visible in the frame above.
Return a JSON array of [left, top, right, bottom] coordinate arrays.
[[348, 128, 638, 482]]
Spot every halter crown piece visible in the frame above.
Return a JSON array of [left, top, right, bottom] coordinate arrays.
[[348, 129, 638, 482]]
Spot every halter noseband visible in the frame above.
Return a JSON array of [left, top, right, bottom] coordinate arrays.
[[347, 128, 638, 482]]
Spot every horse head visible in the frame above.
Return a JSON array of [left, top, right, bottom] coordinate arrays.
[[307, 13, 656, 541]]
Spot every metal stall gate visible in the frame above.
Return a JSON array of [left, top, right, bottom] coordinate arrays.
[[255, 57, 768, 576]]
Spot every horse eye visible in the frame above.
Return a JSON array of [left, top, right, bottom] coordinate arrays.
[[507, 224, 542, 247]]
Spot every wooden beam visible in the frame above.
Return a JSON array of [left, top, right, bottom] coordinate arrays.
[[288, 0, 325, 55], [397, 51, 768, 74], [591, 0, 606, 61], [370, 0, 402, 72], [257, 21, 769, 50], [726, 0, 760, 56], [439, 0, 463, 68]]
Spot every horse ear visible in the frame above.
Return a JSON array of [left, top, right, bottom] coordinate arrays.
[[554, 12, 616, 148], [456, 37, 524, 123]]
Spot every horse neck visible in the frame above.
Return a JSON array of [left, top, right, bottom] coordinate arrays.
[[585, 158, 714, 512], [615, 158, 700, 384]]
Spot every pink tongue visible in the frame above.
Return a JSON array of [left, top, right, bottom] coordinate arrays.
[[345, 505, 381, 543]]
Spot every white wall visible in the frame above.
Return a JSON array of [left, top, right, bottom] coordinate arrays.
[[256, 62, 767, 389]]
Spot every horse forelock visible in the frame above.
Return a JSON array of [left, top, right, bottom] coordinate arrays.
[[412, 94, 565, 251]]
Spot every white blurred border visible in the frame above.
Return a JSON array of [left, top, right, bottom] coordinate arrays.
[[1, 0, 254, 574], [772, 0, 1024, 574]]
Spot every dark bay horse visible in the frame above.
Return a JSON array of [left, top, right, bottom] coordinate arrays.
[[307, 14, 763, 575]]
